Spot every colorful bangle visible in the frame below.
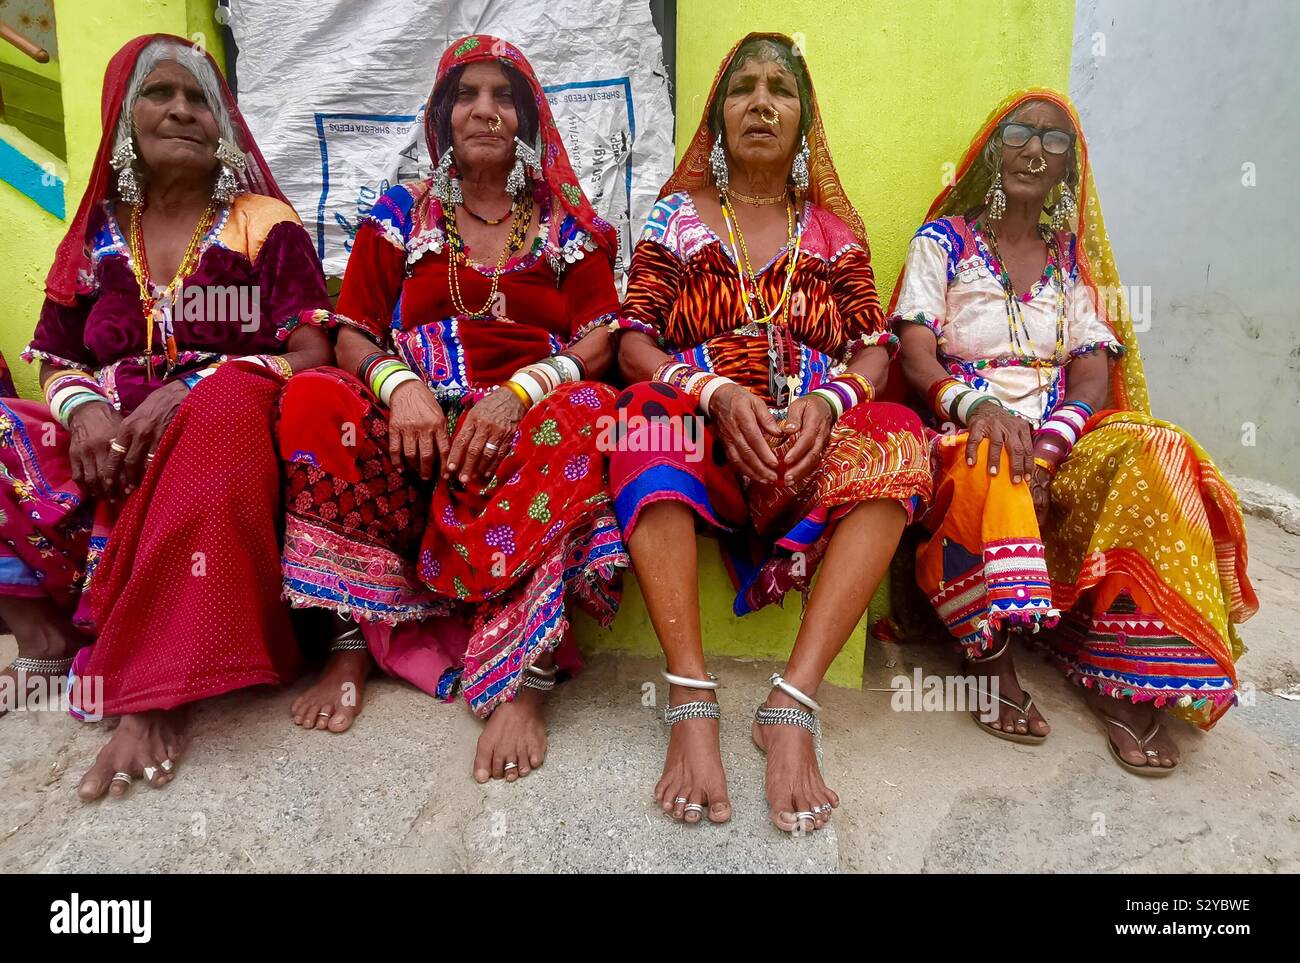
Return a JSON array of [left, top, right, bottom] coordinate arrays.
[[809, 386, 844, 422], [504, 380, 533, 408], [1033, 455, 1059, 474], [378, 369, 421, 406], [927, 376, 964, 422], [698, 375, 734, 415]]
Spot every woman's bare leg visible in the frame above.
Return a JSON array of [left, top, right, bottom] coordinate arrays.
[[630, 501, 730, 824], [0, 597, 85, 718], [290, 615, 371, 733], [753, 498, 905, 832]]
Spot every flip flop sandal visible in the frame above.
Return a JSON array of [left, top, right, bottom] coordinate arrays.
[[970, 688, 1047, 745], [1099, 715, 1177, 777]]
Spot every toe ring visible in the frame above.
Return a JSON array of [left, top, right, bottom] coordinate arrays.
[[683, 803, 706, 815], [111, 771, 132, 785], [503, 762, 519, 771], [143, 766, 157, 781], [160, 759, 174, 773]]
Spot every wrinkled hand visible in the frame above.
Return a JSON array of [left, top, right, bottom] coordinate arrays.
[[447, 386, 526, 485], [67, 400, 123, 501], [965, 402, 1033, 483], [709, 383, 787, 484], [387, 379, 450, 481], [107, 380, 189, 496], [777, 394, 834, 488]]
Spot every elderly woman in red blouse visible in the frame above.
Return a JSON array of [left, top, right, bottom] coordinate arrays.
[[276, 35, 632, 783]]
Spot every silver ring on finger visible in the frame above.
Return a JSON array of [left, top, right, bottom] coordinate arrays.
[[109, 440, 127, 455], [484, 440, 500, 453], [111, 771, 132, 785]]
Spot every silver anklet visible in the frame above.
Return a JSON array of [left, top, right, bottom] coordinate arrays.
[[663, 700, 720, 726], [8, 655, 75, 674]]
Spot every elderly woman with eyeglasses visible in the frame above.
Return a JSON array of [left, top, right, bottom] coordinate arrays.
[[891, 90, 1257, 774]]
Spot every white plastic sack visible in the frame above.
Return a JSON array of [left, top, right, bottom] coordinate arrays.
[[228, 0, 675, 280]]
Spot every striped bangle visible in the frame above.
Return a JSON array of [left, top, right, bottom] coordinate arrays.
[[1033, 455, 1059, 474], [927, 376, 964, 422], [59, 391, 107, 425], [952, 389, 1002, 425], [809, 387, 844, 422]]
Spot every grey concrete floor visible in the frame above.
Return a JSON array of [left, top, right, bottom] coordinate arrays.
[[1, 517, 1296, 873]]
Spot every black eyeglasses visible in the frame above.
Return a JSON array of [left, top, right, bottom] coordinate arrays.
[[998, 122, 1075, 155]]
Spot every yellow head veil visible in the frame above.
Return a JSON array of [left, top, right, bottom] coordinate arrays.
[[888, 88, 1150, 414]]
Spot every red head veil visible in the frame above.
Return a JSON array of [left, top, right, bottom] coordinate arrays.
[[886, 88, 1149, 414], [44, 33, 288, 307], [662, 31, 869, 248], [427, 35, 618, 263]]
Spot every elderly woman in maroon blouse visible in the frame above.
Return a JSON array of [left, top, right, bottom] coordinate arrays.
[[0, 35, 333, 801]]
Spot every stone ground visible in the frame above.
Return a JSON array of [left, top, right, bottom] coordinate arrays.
[[1, 517, 1297, 873]]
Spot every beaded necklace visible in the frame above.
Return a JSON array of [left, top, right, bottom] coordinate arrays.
[[718, 191, 806, 407], [127, 199, 219, 379], [444, 192, 533, 319], [979, 220, 1067, 369]]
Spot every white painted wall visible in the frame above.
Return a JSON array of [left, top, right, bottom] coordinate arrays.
[[1071, 0, 1299, 494]]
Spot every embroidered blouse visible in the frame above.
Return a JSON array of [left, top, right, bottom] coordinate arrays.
[[621, 191, 896, 406], [334, 180, 622, 405], [25, 194, 331, 413], [890, 214, 1122, 425]]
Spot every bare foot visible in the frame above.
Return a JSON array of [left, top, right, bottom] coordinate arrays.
[[473, 686, 547, 783], [290, 650, 371, 733], [963, 636, 1051, 738], [752, 689, 837, 833], [656, 688, 731, 825], [76, 709, 187, 801], [1084, 687, 1180, 769]]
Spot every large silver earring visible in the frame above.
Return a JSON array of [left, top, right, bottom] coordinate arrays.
[[709, 132, 729, 191], [433, 146, 462, 206], [790, 135, 810, 192], [212, 138, 245, 205], [110, 140, 144, 207], [1051, 181, 1077, 231], [507, 136, 540, 197], [985, 168, 1007, 221]]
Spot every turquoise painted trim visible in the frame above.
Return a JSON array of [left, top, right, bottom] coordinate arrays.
[[0, 136, 65, 218]]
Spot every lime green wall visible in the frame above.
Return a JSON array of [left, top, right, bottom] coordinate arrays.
[[674, 0, 1076, 307], [0, 0, 224, 398]]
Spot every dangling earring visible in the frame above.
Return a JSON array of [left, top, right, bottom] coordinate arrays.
[[507, 136, 540, 198], [709, 133, 729, 191], [1051, 181, 1077, 231], [985, 168, 1007, 221], [433, 146, 462, 206], [110, 140, 144, 207], [790, 135, 810, 192], [213, 137, 245, 205]]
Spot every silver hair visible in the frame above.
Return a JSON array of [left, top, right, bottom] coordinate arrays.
[[112, 38, 243, 172], [982, 98, 1078, 187]]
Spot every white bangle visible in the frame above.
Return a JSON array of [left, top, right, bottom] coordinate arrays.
[[937, 381, 965, 419], [699, 375, 734, 415], [511, 370, 546, 405], [955, 390, 1000, 425], [551, 354, 581, 383], [663, 670, 719, 690], [769, 672, 821, 712], [378, 369, 421, 406]]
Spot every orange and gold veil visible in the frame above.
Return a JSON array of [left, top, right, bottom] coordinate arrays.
[[663, 32, 870, 249], [888, 88, 1150, 414]]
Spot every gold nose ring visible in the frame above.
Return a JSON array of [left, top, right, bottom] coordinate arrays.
[[487, 115, 503, 133], [760, 107, 780, 127], [1028, 156, 1048, 173]]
